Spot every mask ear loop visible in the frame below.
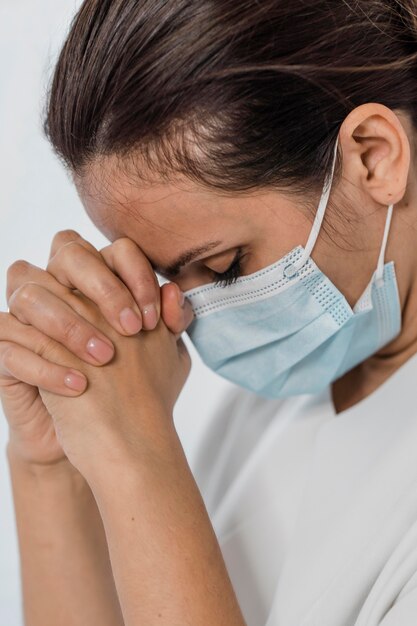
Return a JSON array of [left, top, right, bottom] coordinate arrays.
[[283, 136, 340, 278], [375, 203, 394, 287]]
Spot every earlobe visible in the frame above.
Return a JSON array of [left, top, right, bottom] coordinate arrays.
[[339, 103, 411, 207]]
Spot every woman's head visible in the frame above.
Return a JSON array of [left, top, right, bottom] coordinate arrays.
[[43, 0, 417, 307]]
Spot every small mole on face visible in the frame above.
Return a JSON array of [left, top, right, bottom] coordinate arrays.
[[131, 517, 135, 521]]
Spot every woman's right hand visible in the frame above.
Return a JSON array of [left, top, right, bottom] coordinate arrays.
[[1, 229, 194, 467]]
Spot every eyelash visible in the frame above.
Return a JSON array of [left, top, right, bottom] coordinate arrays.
[[212, 248, 244, 287]]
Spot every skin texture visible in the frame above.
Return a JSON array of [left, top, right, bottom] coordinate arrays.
[[77, 103, 417, 414], [32, 291, 245, 625], [6, 447, 125, 626], [2, 102, 417, 624], [4, 248, 246, 625], [2, 235, 194, 623]]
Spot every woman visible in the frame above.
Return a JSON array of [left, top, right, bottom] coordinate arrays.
[[2, 0, 417, 624]]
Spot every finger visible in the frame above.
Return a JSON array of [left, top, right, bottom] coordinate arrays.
[[6, 259, 71, 304], [0, 310, 53, 348], [8, 283, 116, 366], [160, 282, 195, 341], [0, 312, 88, 395], [0, 340, 88, 395], [7, 260, 118, 366], [7, 229, 106, 302], [50, 231, 161, 332], [48, 229, 101, 262], [100, 237, 161, 331], [47, 239, 143, 336]]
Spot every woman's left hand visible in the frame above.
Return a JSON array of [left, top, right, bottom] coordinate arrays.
[[35, 287, 192, 480], [13, 275, 248, 626]]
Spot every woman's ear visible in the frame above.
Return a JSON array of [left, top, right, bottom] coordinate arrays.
[[338, 103, 411, 207]]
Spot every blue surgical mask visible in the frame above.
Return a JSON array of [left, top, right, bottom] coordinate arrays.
[[183, 137, 402, 398]]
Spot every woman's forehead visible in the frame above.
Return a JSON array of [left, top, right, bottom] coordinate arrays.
[[76, 156, 266, 237], [75, 160, 260, 262]]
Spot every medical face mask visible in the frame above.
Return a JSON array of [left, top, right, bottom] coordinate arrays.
[[183, 137, 402, 397]]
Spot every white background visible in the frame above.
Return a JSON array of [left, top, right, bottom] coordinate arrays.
[[0, 2, 233, 623]]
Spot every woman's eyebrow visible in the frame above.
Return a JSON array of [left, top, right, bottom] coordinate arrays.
[[152, 240, 223, 277]]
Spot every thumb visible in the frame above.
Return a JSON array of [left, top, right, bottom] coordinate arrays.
[[160, 282, 194, 340]]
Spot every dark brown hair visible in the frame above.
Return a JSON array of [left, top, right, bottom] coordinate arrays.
[[43, 0, 417, 197]]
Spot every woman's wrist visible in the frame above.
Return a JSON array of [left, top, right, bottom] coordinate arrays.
[[75, 411, 246, 626], [80, 413, 183, 495], [6, 432, 125, 626], [6, 439, 81, 482]]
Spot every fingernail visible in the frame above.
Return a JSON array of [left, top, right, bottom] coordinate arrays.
[[64, 370, 87, 391], [177, 288, 185, 308], [86, 337, 115, 363], [142, 303, 158, 330], [120, 307, 142, 334]]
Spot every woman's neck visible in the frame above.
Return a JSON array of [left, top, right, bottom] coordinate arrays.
[[332, 153, 417, 414]]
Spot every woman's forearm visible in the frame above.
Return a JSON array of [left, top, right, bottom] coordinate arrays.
[[85, 424, 247, 626], [6, 442, 124, 626]]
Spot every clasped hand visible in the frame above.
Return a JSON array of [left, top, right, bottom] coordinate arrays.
[[0, 230, 194, 480]]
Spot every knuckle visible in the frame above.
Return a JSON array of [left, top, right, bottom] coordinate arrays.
[[47, 241, 84, 273], [52, 229, 81, 249], [135, 273, 159, 298], [11, 282, 39, 309], [1, 343, 15, 369], [49, 238, 83, 270], [7, 259, 30, 283], [112, 236, 136, 252], [61, 318, 83, 344], [59, 239, 84, 260], [98, 278, 122, 302], [35, 334, 59, 360]]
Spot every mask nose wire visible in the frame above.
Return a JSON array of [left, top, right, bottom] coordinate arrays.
[[286, 136, 339, 277]]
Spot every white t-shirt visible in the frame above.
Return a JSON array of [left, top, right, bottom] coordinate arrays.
[[191, 352, 417, 626]]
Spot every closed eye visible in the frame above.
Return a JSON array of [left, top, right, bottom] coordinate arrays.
[[211, 248, 243, 287]]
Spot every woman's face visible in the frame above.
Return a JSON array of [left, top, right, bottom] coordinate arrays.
[[76, 154, 395, 308]]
